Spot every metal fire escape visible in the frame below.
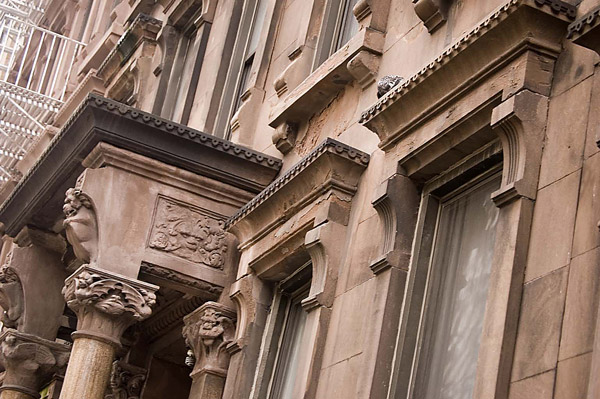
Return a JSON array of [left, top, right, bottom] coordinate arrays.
[[0, 0, 85, 184]]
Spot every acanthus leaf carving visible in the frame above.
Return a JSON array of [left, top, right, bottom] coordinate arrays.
[[63, 266, 158, 345], [149, 197, 228, 270], [104, 360, 147, 399], [182, 301, 236, 377]]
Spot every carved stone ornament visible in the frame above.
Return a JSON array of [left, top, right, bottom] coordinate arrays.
[[0, 252, 24, 329], [182, 302, 236, 377], [63, 187, 98, 264], [63, 265, 158, 345], [0, 329, 70, 397], [149, 197, 228, 269], [104, 360, 147, 399]]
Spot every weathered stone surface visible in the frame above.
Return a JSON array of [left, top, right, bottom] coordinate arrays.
[[559, 248, 600, 360], [511, 267, 568, 382], [538, 78, 591, 188], [572, 152, 600, 257], [508, 370, 554, 399], [525, 171, 580, 282], [555, 352, 592, 399]]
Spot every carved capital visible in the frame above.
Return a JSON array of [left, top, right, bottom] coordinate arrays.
[[0, 253, 23, 330], [0, 329, 70, 397], [182, 301, 236, 377], [104, 360, 147, 399], [63, 187, 98, 264], [63, 265, 158, 346]]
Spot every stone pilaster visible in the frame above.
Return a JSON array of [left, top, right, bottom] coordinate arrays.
[[182, 301, 236, 399], [59, 265, 158, 399], [0, 329, 70, 399]]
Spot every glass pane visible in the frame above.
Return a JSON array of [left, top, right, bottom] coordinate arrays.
[[272, 293, 309, 399], [172, 31, 201, 122], [335, 0, 359, 51], [421, 177, 500, 399], [247, 0, 268, 56]]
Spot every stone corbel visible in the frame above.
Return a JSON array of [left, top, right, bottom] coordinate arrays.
[[0, 329, 70, 399], [412, 0, 446, 33], [63, 187, 99, 265], [490, 90, 549, 207], [62, 265, 158, 346], [104, 360, 147, 399], [346, 50, 380, 90], [370, 174, 420, 275], [302, 221, 347, 311], [0, 254, 23, 330], [271, 121, 298, 155]]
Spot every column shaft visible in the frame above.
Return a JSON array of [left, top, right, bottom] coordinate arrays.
[[59, 337, 115, 399]]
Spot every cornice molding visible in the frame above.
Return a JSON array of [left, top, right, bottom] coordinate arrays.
[[567, 5, 600, 56], [360, 0, 575, 150], [227, 138, 369, 233], [0, 94, 281, 237]]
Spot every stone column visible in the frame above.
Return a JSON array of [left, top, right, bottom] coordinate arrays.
[[0, 329, 70, 399], [183, 302, 236, 399], [59, 265, 158, 399]]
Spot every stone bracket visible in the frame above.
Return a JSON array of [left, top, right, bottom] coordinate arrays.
[[413, 0, 446, 33], [490, 90, 549, 207], [370, 174, 419, 275]]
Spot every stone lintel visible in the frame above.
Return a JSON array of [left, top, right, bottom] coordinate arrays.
[[227, 138, 369, 247], [0, 94, 281, 238]]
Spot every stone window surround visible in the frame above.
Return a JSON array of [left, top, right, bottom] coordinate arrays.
[[358, 2, 576, 398], [227, 138, 370, 397], [267, 0, 390, 154]]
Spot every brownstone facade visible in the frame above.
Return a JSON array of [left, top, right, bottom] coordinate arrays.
[[0, 0, 598, 398]]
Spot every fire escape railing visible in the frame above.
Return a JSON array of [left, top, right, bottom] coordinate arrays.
[[0, 0, 85, 184]]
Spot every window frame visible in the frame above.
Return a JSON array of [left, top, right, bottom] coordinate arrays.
[[388, 146, 504, 399], [313, 0, 360, 69]]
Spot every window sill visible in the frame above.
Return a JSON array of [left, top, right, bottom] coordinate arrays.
[[268, 27, 384, 154]]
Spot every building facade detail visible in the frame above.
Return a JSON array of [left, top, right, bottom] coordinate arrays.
[[104, 360, 147, 399], [0, 254, 23, 329], [62, 266, 157, 345], [0, 329, 70, 399], [63, 188, 98, 265], [149, 197, 227, 269]]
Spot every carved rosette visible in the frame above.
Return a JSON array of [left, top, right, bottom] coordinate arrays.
[[104, 360, 147, 399], [0, 329, 70, 397], [63, 187, 99, 264], [182, 302, 236, 377], [149, 197, 228, 270], [0, 252, 23, 329], [63, 265, 158, 346]]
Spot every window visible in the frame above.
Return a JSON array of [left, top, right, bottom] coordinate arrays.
[[228, 0, 268, 128], [265, 263, 311, 399], [406, 173, 500, 399], [314, 0, 360, 68], [161, 11, 209, 124]]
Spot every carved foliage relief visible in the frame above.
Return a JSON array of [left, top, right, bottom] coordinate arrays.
[[104, 360, 147, 399], [149, 197, 227, 269]]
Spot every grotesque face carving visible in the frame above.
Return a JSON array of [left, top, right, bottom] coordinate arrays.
[[63, 188, 98, 264]]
